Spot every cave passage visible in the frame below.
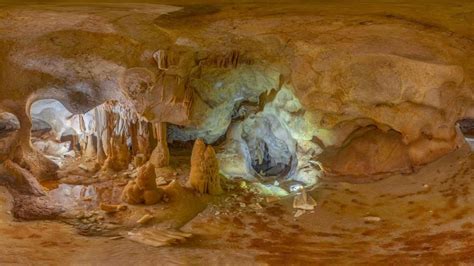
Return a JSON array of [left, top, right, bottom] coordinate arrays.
[[27, 99, 151, 172], [1, 2, 474, 263], [29, 99, 79, 167], [242, 115, 295, 181]]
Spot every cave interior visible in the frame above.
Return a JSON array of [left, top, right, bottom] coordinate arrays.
[[0, 0, 473, 264]]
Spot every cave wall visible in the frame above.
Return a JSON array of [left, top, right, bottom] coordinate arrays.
[[0, 3, 473, 179]]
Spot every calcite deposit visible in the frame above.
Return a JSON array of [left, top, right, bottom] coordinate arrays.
[[0, 2, 472, 184], [187, 138, 222, 195], [122, 162, 164, 205], [0, 1, 473, 264]]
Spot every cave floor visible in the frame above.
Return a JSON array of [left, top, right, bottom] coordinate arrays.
[[1, 145, 473, 264]]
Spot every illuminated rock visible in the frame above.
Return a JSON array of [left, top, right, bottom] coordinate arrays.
[[188, 139, 222, 195], [0, 3, 473, 187]]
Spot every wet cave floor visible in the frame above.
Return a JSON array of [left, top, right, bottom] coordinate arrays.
[[0, 145, 473, 264]]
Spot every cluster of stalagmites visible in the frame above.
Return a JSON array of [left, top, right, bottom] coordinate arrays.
[[78, 102, 140, 171], [122, 162, 164, 205], [121, 138, 222, 206], [187, 139, 222, 195], [3, 96, 223, 211], [63, 101, 173, 177]]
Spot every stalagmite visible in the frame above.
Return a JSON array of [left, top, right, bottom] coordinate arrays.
[[133, 154, 147, 168], [103, 102, 116, 158], [87, 101, 142, 172], [188, 139, 207, 193], [94, 107, 106, 163], [78, 114, 86, 134], [84, 134, 97, 159], [205, 146, 222, 195], [187, 139, 223, 195], [103, 135, 130, 171], [122, 162, 164, 205]]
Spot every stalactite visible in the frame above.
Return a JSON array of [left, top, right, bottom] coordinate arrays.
[[205, 146, 222, 195], [71, 134, 79, 153], [78, 114, 86, 133], [137, 120, 149, 157], [79, 138, 87, 155], [153, 50, 170, 70], [134, 120, 151, 161], [129, 121, 139, 156], [93, 101, 142, 172], [105, 102, 115, 158], [200, 50, 251, 69], [72, 114, 86, 154], [94, 107, 106, 163], [147, 122, 156, 156]]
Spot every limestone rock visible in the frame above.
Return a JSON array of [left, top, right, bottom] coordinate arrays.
[[319, 127, 413, 176], [0, 3, 473, 182], [149, 142, 169, 168], [119, 49, 194, 125], [293, 190, 317, 211], [0, 160, 63, 220], [10, 192, 63, 220], [103, 135, 131, 171], [122, 162, 164, 205], [126, 228, 192, 247], [187, 139, 223, 195], [1, 159, 46, 196], [149, 123, 170, 168], [0, 112, 20, 132], [84, 134, 97, 159], [136, 214, 154, 225], [99, 203, 127, 213], [133, 154, 147, 168]]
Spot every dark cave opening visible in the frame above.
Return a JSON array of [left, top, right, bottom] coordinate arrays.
[[458, 118, 474, 149], [241, 115, 296, 181], [249, 140, 293, 179]]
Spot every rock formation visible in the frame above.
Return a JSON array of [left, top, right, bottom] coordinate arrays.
[[2, 160, 46, 197], [0, 2, 472, 193], [149, 122, 170, 168], [0, 160, 62, 220], [319, 127, 413, 176], [0, 3, 474, 264], [122, 162, 164, 205], [188, 139, 223, 195], [103, 135, 131, 171]]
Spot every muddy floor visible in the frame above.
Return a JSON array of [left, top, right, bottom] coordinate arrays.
[[0, 144, 472, 264]]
